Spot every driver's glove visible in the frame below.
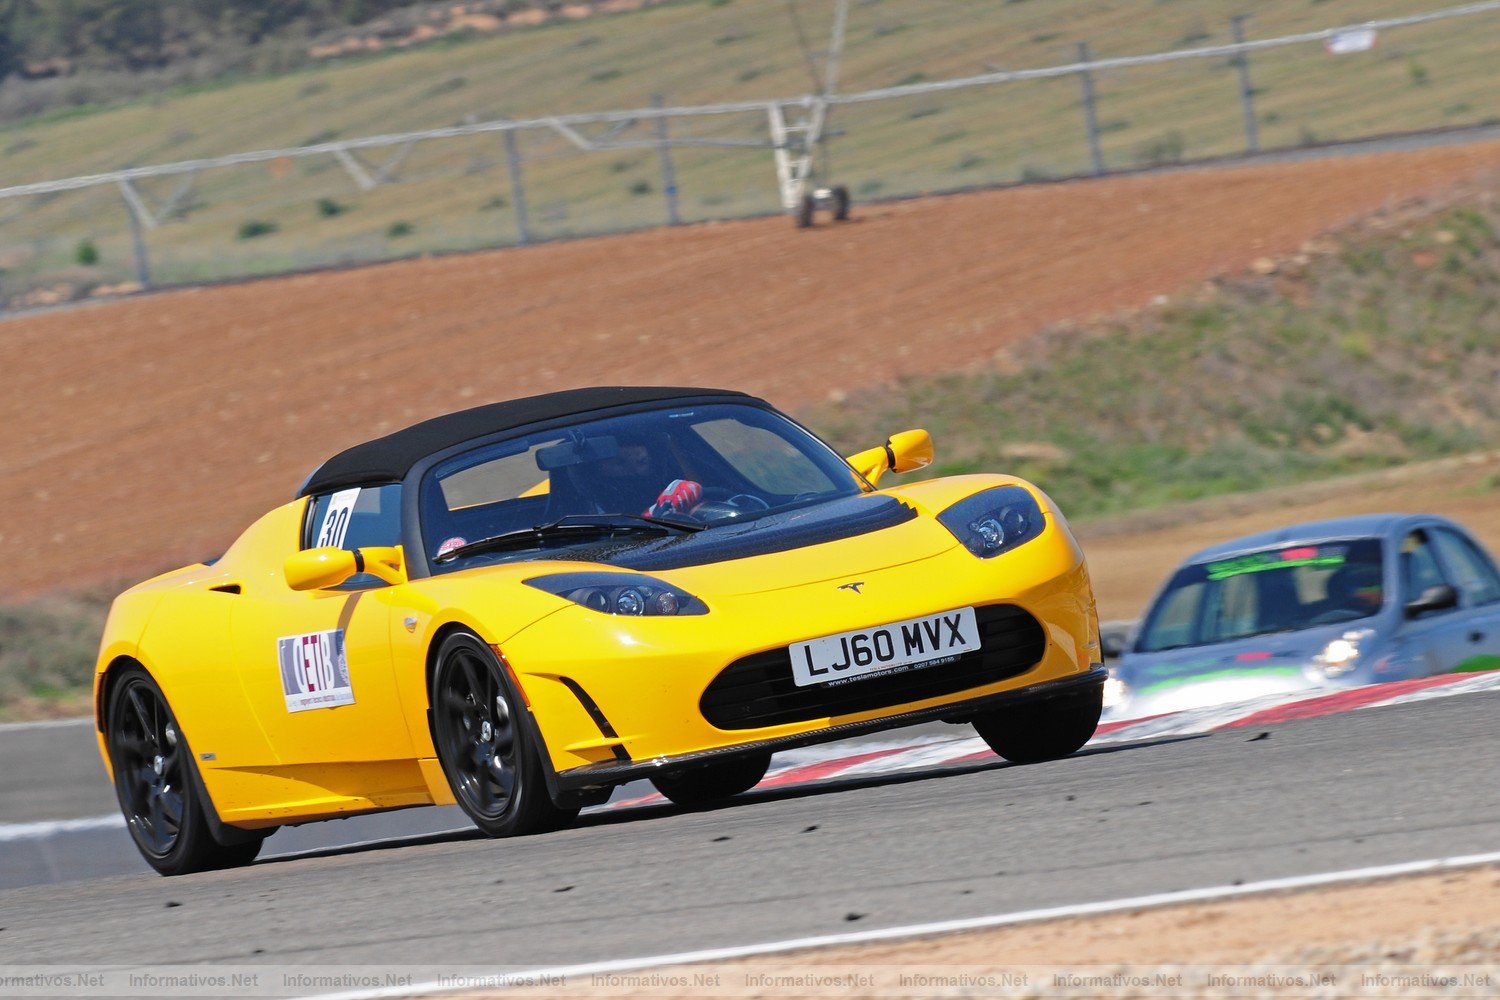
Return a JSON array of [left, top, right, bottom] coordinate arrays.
[[646, 479, 703, 518]]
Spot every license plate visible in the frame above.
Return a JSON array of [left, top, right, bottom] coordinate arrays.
[[789, 607, 981, 688]]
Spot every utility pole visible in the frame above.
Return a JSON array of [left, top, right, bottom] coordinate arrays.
[[651, 95, 680, 226], [117, 182, 152, 288], [1077, 42, 1105, 176], [501, 127, 531, 246], [1230, 14, 1260, 154]]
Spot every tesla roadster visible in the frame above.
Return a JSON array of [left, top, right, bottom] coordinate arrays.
[[95, 386, 1104, 874]]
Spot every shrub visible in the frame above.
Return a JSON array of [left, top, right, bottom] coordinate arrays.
[[387, 221, 413, 238], [237, 220, 277, 239], [1134, 131, 1185, 166], [0, 594, 111, 712], [424, 76, 468, 98], [316, 198, 348, 217], [75, 240, 100, 266]]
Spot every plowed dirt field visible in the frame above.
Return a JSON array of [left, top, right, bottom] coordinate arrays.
[[5, 140, 1500, 599]]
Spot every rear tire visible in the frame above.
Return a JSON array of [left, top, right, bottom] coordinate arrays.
[[432, 633, 579, 837], [831, 185, 851, 221], [650, 752, 771, 806], [105, 668, 266, 876], [972, 687, 1102, 764]]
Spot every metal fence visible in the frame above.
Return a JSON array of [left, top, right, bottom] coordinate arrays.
[[1, 0, 1497, 309]]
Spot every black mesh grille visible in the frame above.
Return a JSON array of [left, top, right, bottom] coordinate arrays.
[[700, 604, 1046, 730]]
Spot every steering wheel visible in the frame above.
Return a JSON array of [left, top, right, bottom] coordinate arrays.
[[695, 487, 769, 510], [679, 487, 771, 524], [724, 493, 770, 512]]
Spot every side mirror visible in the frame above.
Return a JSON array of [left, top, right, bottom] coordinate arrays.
[[1099, 625, 1131, 660], [1405, 583, 1458, 618], [285, 546, 406, 591], [847, 429, 934, 486]]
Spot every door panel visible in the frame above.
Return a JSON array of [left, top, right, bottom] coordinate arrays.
[[228, 482, 415, 766], [1429, 528, 1500, 672], [230, 582, 411, 766], [1394, 529, 1460, 676]]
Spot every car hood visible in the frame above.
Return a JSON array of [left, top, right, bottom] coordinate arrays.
[[538, 493, 963, 596]]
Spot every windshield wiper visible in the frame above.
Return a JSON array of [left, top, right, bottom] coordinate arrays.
[[433, 513, 703, 564]]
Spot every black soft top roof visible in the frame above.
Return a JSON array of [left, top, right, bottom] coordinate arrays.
[[299, 386, 750, 497]]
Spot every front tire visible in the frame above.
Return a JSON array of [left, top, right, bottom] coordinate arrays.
[[649, 752, 771, 806], [105, 668, 265, 876], [432, 633, 578, 837], [972, 687, 1102, 764], [796, 193, 816, 228]]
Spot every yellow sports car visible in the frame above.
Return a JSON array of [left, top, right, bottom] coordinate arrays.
[[95, 387, 1104, 874]]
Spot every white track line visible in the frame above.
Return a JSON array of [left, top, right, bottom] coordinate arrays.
[[0, 814, 123, 842], [0, 715, 92, 733], [304, 849, 1500, 1000]]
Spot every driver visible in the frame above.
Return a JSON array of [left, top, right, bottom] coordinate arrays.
[[1324, 562, 1384, 616], [588, 435, 702, 518]]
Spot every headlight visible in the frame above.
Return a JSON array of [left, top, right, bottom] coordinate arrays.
[[937, 486, 1045, 558], [524, 572, 707, 616], [1103, 674, 1129, 710], [1311, 629, 1373, 678]]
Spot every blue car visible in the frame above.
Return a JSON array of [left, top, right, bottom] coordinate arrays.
[[1107, 514, 1500, 717]]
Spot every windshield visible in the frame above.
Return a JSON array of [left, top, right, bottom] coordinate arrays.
[[420, 402, 864, 571], [1136, 539, 1386, 653]]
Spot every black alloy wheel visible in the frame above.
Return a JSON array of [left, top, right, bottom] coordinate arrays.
[[971, 686, 1104, 764], [649, 751, 771, 806], [106, 669, 263, 875], [431, 633, 578, 837]]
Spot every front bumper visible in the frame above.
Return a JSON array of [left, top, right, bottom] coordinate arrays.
[[502, 517, 1099, 780], [552, 666, 1106, 792]]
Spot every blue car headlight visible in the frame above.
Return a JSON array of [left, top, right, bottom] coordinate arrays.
[[937, 486, 1045, 558], [524, 572, 708, 616]]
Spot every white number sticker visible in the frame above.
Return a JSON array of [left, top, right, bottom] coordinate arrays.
[[316, 488, 361, 549], [276, 629, 356, 713]]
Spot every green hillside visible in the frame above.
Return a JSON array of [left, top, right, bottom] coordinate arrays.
[[0, 0, 1497, 300], [812, 187, 1500, 518]]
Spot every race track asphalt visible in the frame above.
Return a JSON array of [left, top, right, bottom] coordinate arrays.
[[1, 691, 1496, 970]]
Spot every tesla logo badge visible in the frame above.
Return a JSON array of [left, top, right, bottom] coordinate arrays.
[[837, 582, 866, 594], [403, 616, 418, 632]]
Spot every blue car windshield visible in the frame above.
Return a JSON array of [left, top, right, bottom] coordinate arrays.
[[1136, 540, 1385, 653], [419, 402, 865, 570]]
